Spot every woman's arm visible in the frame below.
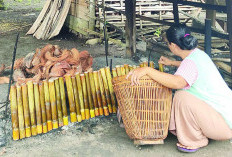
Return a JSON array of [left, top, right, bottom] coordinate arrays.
[[127, 67, 188, 89], [159, 56, 181, 67]]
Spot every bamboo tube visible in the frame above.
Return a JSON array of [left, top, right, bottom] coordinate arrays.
[[100, 68, 113, 113], [149, 61, 154, 68], [93, 71, 104, 116], [98, 70, 110, 116], [21, 84, 31, 137], [84, 72, 95, 118], [48, 79, 58, 129], [139, 62, 144, 67], [59, 77, 68, 125], [54, 78, 64, 126], [43, 80, 52, 131], [10, 85, 19, 140], [159, 63, 164, 72], [129, 65, 133, 71], [116, 65, 122, 76], [65, 75, 77, 123], [39, 83, 47, 133], [71, 76, 82, 122], [112, 68, 117, 78], [121, 65, 126, 76], [80, 74, 90, 119], [143, 62, 148, 67], [75, 73, 85, 120], [89, 71, 99, 116], [105, 67, 117, 113], [16, 85, 25, 139], [33, 83, 42, 134], [27, 81, 37, 136], [124, 64, 129, 74]]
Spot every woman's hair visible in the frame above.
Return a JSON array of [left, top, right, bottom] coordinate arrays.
[[166, 23, 198, 50]]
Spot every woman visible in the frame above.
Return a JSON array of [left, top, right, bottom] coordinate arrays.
[[126, 24, 232, 153]]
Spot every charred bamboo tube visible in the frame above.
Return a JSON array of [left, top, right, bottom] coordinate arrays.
[[93, 71, 104, 116], [112, 68, 117, 78], [65, 75, 77, 123], [71, 76, 82, 122], [75, 73, 85, 120], [48, 79, 58, 129], [43, 80, 52, 131], [116, 65, 122, 76], [100, 68, 113, 113], [121, 65, 126, 76], [59, 77, 68, 125], [89, 71, 99, 116], [124, 64, 129, 74], [22, 84, 31, 137], [80, 74, 90, 119], [27, 81, 37, 136], [129, 65, 133, 71], [84, 72, 95, 118], [10, 86, 19, 140], [33, 83, 42, 134], [159, 63, 164, 72], [16, 85, 25, 139], [55, 78, 64, 126], [149, 61, 154, 68], [98, 70, 110, 115], [105, 67, 117, 113], [39, 83, 47, 133]]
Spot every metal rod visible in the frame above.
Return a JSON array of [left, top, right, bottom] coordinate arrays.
[[148, 50, 152, 67], [102, 0, 108, 66], [110, 59, 113, 72], [5, 33, 20, 118], [205, 19, 212, 58]]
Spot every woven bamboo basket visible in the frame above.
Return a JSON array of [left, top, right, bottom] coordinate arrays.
[[112, 75, 172, 145]]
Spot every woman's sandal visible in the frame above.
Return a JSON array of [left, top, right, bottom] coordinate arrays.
[[177, 143, 199, 153]]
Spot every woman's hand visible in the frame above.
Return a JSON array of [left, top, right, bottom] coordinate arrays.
[[126, 67, 148, 86], [158, 56, 173, 66]]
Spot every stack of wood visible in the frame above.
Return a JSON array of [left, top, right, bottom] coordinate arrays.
[[0, 64, 9, 84], [13, 44, 93, 85], [27, 0, 71, 40]]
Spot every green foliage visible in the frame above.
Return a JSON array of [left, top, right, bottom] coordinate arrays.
[[0, 0, 4, 10], [154, 28, 162, 38]]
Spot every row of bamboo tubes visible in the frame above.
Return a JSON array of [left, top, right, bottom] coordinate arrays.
[[10, 78, 68, 140], [10, 61, 162, 140]]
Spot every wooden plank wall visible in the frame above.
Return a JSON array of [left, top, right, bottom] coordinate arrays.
[[65, 0, 94, 35]]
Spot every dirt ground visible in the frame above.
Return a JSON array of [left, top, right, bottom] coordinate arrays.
[[1, 1, 232, 157]]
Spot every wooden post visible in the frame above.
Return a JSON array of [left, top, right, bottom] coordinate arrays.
[[173, 0, 180, 24], [125, 0, 136, 58], [206, 0, 216, 27], [226, 0, 232, 74]]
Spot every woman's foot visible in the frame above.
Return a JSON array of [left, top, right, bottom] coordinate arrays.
[[177, 143, 199, 153]]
